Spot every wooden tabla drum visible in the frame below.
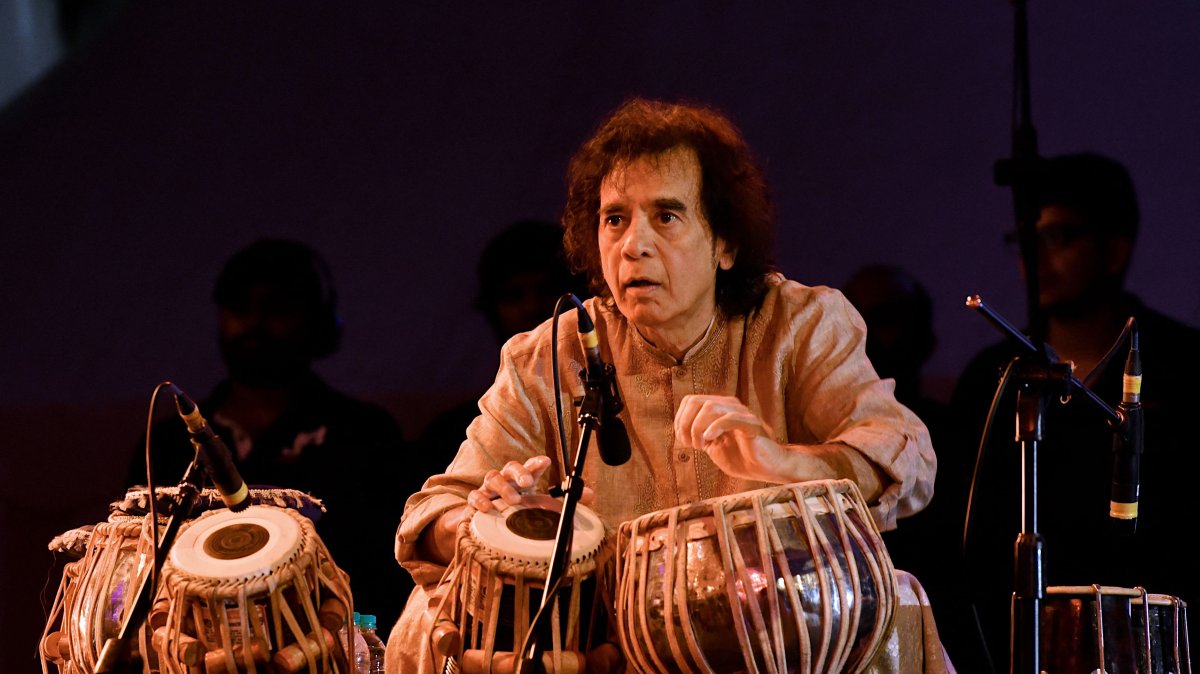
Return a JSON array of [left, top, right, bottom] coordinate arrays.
[[155, 505, 354, 674], [431, 498, 612, 674], [615, 479, 896, 674], [1042, 585, 1192, 674]]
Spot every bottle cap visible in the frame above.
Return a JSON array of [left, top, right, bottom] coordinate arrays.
[[361, 614, 377, 630]]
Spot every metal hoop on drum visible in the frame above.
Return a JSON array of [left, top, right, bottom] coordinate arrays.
[[429, 497, 613, 674], [615, 479, 897, 674]]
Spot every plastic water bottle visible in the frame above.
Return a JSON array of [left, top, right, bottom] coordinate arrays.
[[342, 612, 371, 674], [358, 614, 386, 674]]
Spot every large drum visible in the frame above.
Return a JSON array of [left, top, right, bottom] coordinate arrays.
[[154, 505, 354, 674], [615, 479, 896, 674], [430, 497, 612, 674], [1041, 585, 1192, 674]]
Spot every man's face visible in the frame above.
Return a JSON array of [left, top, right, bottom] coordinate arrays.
[[1021, 204, 1115, 314], [598, 147, 732, 348], [218, 284, 315, 386]]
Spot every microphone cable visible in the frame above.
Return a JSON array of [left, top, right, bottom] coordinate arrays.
[[141, 380, 179, 590], [548, 292, 589, 482]]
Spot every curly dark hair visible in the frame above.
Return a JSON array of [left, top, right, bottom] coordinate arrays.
[[561, 98, 776, 316]]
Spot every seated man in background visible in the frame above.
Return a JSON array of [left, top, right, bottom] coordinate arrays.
[[126, 237, 411, 634]]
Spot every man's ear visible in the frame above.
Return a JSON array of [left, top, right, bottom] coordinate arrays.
[[715, 238, 736, 270]]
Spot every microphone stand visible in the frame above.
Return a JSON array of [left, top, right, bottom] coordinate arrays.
[[517, 369, 607, 674], [93, 460, 206, 673], [966, 297, 1122, 674], [991, 1, 1051, 670]]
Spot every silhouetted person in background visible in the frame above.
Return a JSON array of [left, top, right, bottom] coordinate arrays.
[[409, 219, 589, 485], [843, 263, 948, 432], [125, 238, 411, 634], [948, 152, 1200, 672], [843, 263, 975, 666]]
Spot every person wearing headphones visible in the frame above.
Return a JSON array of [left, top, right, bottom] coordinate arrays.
[[125, 237, 411, 634]]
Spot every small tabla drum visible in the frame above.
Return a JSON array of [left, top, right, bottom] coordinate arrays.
[[431, 497, 612, 674], [615, 479, 897, 674], [1041, 585, 1192, 674], [154, 505, 355, 674], [41, 517, 160, 674]]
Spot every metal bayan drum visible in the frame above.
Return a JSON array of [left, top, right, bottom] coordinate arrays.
[[42, 517, 160, 674], [1041, 585, 1192, 674], [615, 480, 896, 674]]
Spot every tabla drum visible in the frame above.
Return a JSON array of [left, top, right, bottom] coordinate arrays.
[[430, 496, 612, 674], [615, 479, 896, 674], [155, 505, 354, 674], [1041, 585, 1192, 674], [41, 517, 160, 674]]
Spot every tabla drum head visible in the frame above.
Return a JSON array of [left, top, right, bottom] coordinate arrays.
[[470, 497, 605, 566], [170, 505, 303, 580]]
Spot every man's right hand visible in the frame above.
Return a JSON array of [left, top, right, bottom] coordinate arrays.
[[466, 455, 555, 513]]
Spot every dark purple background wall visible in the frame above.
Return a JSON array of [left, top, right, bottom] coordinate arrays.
[[3, 2, 1198, 670]]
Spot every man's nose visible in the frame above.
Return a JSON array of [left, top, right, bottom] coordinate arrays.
[[621, 213, 653, 257]]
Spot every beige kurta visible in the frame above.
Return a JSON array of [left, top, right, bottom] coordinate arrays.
[[386, 276, 939, 673]]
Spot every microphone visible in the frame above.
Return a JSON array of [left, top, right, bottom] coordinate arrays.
[[170, 383, 250, 511], [575, 303, 631, 466], [1109, 342, 1143, 535]]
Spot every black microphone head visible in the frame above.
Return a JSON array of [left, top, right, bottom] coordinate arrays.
[[598, 415, 632, 466], [171, 383, 197, 415], [575, 302, 595, 333]]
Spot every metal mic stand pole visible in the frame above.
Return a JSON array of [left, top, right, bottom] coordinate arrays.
[[967, 297, 1122, 674], [992, 0, 1049, 669], [94, 461, 206, 673], [517, 375, 605, 674]]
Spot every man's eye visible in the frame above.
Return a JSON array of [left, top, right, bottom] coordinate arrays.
[[603, 215, 624, 227], [657, 212, 678, 224]]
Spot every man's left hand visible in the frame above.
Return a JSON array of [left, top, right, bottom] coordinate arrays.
[[674, 394, 790, 482]]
